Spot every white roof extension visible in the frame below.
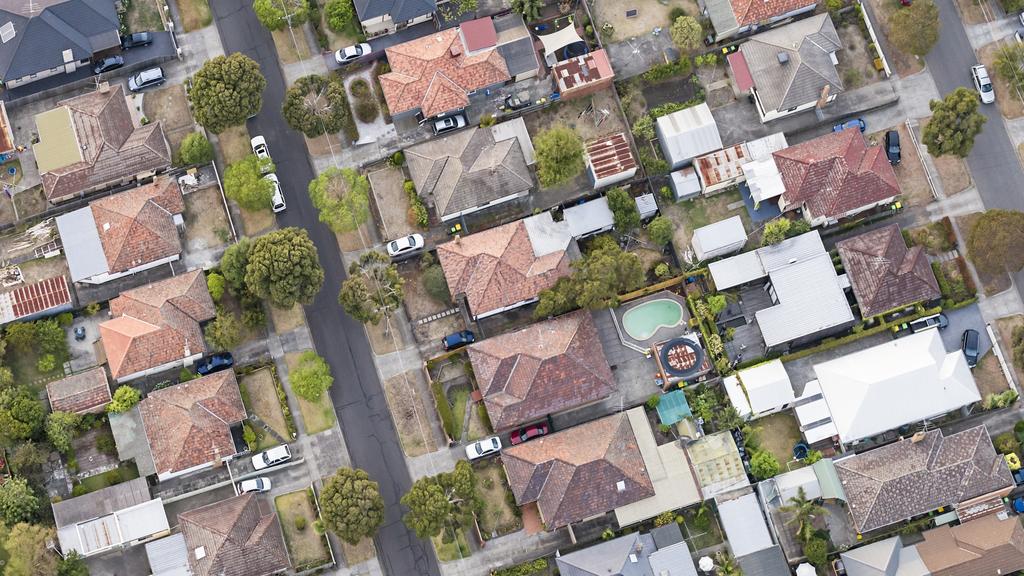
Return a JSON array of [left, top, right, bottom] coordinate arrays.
[[744, 156, 786, 205], [56, 206, 107, 282], [692, 215, 747, 261], [656, 103, 723, 168], [716, 491, 774, 557], [813, 330, 980, 444], [723, 359, 795, 418], [794, 379, 839, 444]]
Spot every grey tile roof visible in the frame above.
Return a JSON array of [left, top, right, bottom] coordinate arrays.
[[739, 13, 843, 113], [497, 36, 540, 77], [737, 546, 792, 576], [557, 528, 696, 576], [352, 0, 435, 25], [0, 0, 119, 81]]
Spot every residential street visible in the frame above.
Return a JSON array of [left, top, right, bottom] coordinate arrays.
[[208, 1, 441, 575]]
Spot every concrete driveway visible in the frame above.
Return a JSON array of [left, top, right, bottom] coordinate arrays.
[[939, 303, 992, 358]]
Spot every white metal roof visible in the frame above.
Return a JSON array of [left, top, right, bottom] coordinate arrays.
[[146, 533, 191, 576], [744, 156, 786, 204], [814, 330, 981, 443], [635, 193, 657, 219], [564, 196, 614, 238], [716, 492, 774, 557], [756, 252, 854, 348], [670, 168, 701, 199], [60, 498, 168, 556], [56, 207, 107, 282], [736, 359, 795, 414], [744, 132, 789, 161], [692, 215, 747, 260], [709, 250, 764, 289], [656, 103, 723, 166], [763, 465, 821, 503]]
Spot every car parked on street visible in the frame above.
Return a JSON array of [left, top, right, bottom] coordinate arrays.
[[386, 233, 424, 259], [961, 328, 980, 368], [972, 64, 995, 104], [195, 352, 234, 376], [510, 423, 549, 445], [251, 445, 291, 470], [264, 173, 286, 213], [466, 436, 501, 460], [94, 55, 124, 75], [441, 330, 475, 351], [121, 32, 154, 49], [832, 118, 866, 133], [238, 477, 272, 493], [335, 43, 371, 64], [251, 136, 272, 173], [128, 67, 165, 91], [433, 114, 467, 135], [885, 130, 901, 165]]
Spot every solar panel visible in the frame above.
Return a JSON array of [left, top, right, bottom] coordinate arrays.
[[0, 22, 15, 44]]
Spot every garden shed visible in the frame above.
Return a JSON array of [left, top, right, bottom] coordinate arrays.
[[670, 167, 702, 200], [722, 358, 795, 419], [691, 215, 747, 261], [656, 103, 723, 169]]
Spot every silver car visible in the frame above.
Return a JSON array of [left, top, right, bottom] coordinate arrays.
[[972, 65, 995, 104], [335, 43, 371, 64]]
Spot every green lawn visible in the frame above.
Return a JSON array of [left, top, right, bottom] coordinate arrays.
[[286, 352, 338, 435], [73, 462, 139, 496], [178, 0, 212, 31], [432, 525, 471, 562], [449, 386, 470, 440], [9, 350, 64, 387], [754, 412, 803, 469]]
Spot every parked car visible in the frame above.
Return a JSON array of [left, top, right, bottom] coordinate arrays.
[[264, 173, 286, 213], [74, 327, 86, 341], [94, 55, 124, 75], [238, 477, 272, 493], [441, 330, 475, 351], [251, 136, 272, 173], [832, 118, 866, 133], [510, 423, 549, 445], [386, 233, 424, 258], [195, 352, 234, 376], [503, 93, 531, 111], [335, 43, 371, 64], [433, 114, 467, 135], [884, 130, 901, 165], [128, 67, 165, 91], [908, 313, 947, 333], [972, 64, 995, 104], [1019, 11, 1024, 26], [961, 328, 980, 368], [251, 445, 291, 470], [121, 32, 153, 49], [465, 436, 502, 461]]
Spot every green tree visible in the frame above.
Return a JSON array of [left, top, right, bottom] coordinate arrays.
[[245, 228, 325, 308], [670, 16, 703, 52], [253, 0, 308, 30], [762, 218, 791, 246], [178, 132, 214, 165], [922, 87, 986, 158], [889, 0, 939, 57], [225, 155, 276, 211], [421, 264, 450, 303], [750, 450, 781, 480], [967, 210, 1024, 275], [5, 321, 35, 351], [3, 522, 57, 576], [706, 294, 727, 316], [607, 187, 640, 232], [779, 487, 828, 543], [207, 272, 226, 301], [647, 215, 674, 246], [107, 385, 141, 414], [510, 0, 543, 21], [339, 251, 404, 325], [0, 477, 39, 525], [534, 126, 584, 187], [189, 53, 267, 134], [205, 308, 243, 350], [45, 411, 81, 454], [35, 319, 68, 360], [9, 442, 47, 475], [325, 0, 356, 32], [995, 43, 1024, 94], [282, 75, 352, 138], [307, 167, 370, 233], [714, 551, 742, 576], [571, 235, 645, 310], [220, 237, 253, 296], [401, 461, 481, 538], [0, 387, 45, 442], [290, 350, 334, 401], [804, 537, 828, 567], [320, 467, 385, 544], [57, 551, 90, 576]]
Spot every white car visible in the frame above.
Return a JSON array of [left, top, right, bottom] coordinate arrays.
[[386, 234, 424, 258], [335, 43, 371, 65], [972, 64, 995, 104], [465, 436, 502, 461], [251, 135, 272, 173], [251, 445, 291, 470], [238, 477, 272, 493], [264, 173, 286, 213]]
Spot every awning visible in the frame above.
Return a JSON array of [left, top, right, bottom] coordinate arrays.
[[812, 459, 846, 502], [657, 389, 692, 425], [538, 23, 584, 62], [727, 51, 754, 92]]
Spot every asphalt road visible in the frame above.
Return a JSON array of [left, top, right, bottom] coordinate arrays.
[[209, 2, 440, 575]]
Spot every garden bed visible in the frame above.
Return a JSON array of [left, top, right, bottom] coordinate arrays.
[[475, 459, 522, 538], [240, 367, 294, 441], [863, 0, 923, 77], [183, 186, 233, 253], [903, 219, 955, 256], [285, 352, 337, 435], [71, 462, 139, 496], [275, 490, 332, 572], [432, 525, 471, 562]]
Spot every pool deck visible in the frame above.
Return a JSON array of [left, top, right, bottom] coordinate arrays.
[[613, 290, 691, 352]]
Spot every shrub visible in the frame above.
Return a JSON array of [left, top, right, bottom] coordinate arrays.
[[480, 113, 496, 127], [1014, 420, 1024, 444], [647, 215, 674, 246], [751, 450, 781, 479], [668, 6, 686, 21], [654, 510, 675, 527], [96, 433, 116, 455], [641, 58, 692, 83], [421, 265, 450, 303], [295, 515, 307, 531], [431, 380, 457, 439], [242, 421, 258, 450], [601, 528, 616, 540], [37, 353, 57, 373], [655, 262, 671, 278], [804, 537, 828, 567], [56, 312, 74, 327], [178, 132, 215, 165], [354, 99, 379, 123], [389, 151, 405, 166], [646, 394, 661, 410], [995, 432, 1020, 455], [207, 272, 226, 302], [84, 303, 101, 316], [325, 0, 356, 33], [107, 386, 141, 414]]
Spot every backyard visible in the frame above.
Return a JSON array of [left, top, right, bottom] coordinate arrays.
[[753, 412, 804, 472], [285, 351, 337, 435], [382, 371, 437, 457], [239, 367, 294, 444], [275, 490, 332, 572], [72, 462, 140, 496], [590, 0, 698, 41], [660, 188, 754, 257], [125, 0, 164, 33], [680, 503, 724, 552], [13, 186, 47, 222], [475, 459, 522, 539]]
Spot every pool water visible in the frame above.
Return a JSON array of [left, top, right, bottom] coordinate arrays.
[[621, 298, 684, 341]]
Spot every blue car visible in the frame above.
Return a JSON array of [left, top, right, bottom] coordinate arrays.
[[833, 119, 866, 133], [441, 330, 475, 351], [195, 352, 234, 376]]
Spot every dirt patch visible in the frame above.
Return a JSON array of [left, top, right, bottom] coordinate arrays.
[[475, 459, 522, 537], [996, 315, 1024, 385], [285, 351, 337, 435], [401, 261, 462, 344], [978, 42, 1024, 120], [183, 187, 232, 252], [217, 125, 252, 165], [270, 305, 307, 333], [754, 412, 803, 470], [178, 0, 212, 31], [126, 0, 164, 32], [864, 0, 924, 77], [273, 26, 315, 65], [239, 207, 276, 236], [341, 538, 377, 566], [365, 318, 403, 355], [275, 491, 331, 570], [958, 213, 1010, 295], [382, 371, 437, 457], [336, 221, 373, 253], [933, 154, 971, 194], [661, 188, 752, 255], [976, 352, 1011, 397], [306, 132, 347, 157], [591, 0, 699, 41], [867, 123, 931, 208], [17, 257, 70, 284], [13, 186, 46, 220], [706, 84, 736, 109], [904, 220, 954, 255], [143, 85, 194, 158], [836, 23, 883, 90], [368, 166, 415, 240], [955, 0, 993, 26], [240, 368, 291, 441], [524, 87, 628, 144]]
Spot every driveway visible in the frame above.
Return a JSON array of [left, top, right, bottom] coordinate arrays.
[[939, 303, 992, 357]]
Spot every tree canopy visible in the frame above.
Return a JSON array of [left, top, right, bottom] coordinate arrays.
[[189, 53, 266, 134], [57, 551, 90, 576], [401, 461, 481, 538], [224, 155, 276, 211], [178, 132, 215, 165], [607, 187, 640, 233], [3, 523, 57, 576], [534, 126, 584, 187], [253, 0, 308, 30], [339, 251, 405, 325], [535, 235, 645, 317], [0, 387, 45, 443], [320, 467, 385, 544], [922, 87, 987, 158], [220, 237, 253, 296], [307, 167, 371, 233], [779, 487, 828, 544], [245, 228, 325, 308], [510, 0, 542, 21], [750, 450, 781, 480], [290, 351, 334, 401], [995, 44, 1024, 95], [967, 210, 1024, 275], [205, 307, 243, 350], [107, 385, 141, 414], [45, 411, 81, 454], [889, 0, 940, 57], [670, 16, 703, 52], [282, 75, 352, 138], [647, 216, 674, 246], [325, 0, 356, 33], [0, 477, 39, 525]]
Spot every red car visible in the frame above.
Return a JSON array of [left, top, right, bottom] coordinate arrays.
[[510, 423, 549, 445]]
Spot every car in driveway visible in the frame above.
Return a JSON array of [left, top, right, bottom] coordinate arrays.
[[121, 32, 153, 49], [251, 445, 291, 470], [832, 118, 866, 133], [909, 313, 947, 333], [961, 328, 980, 368], [441, 330, 475, 351], [94, 55, 124, 75], [972, 64, 995, 104], [503, 93, 531, 111], [466, 436, 501, 461], [265, 173, 286, 213], [238, 477, 272, 493], [386, 234, 424, 259], [433, 114, 467, 135], [128, 67, 165, 91], [195, 352, 233, 376], [510, 423, 549, 445], [251, 136, 272, 173], [885, 130, 901, 165], [335, 43, 371, 65]]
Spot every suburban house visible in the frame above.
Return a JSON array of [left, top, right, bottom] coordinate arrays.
[[46, 366, 111, 414], [837, 223, 941, 318], [379, 27, 510, 121], [33, 84, 172, 202], [503, 412, 655, 530], [691, 215, 747, 261], [467, 310, 615, 433], [727, 14, 843, 123], [99, 270, 216, 382], [809, 330, 980, 446], [657, 103, 723, 170], [552, 49, 615, 100], [693, 132, 789, 195], [177, 493, 290, 576], [586, 132, 636, 189], [716, 489, 791, 576], [353, 0, 434, 37], [56, 178, 185, 285], [701, 0, 818, 41], [555, 522, 698, 576], [709, 230, 855, 352], [723, 358, 795, 420], [53, 477, 169, 558], [0, 0, 120, 88], [773, 128, 900, 226], [139, 371, 246, 481], [833, 426, 1013, 534], [0, 275, 73, 326], [436, 218, 576, 319], [405, 117, 535, 222]]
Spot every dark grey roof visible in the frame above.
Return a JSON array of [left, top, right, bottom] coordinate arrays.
[[52, 477, 151, 528], [737, 545, 791, 576], [0, 0, 119, 81], [352, 0, 435, 25], [651, 522, 685, 549], [557, 533, 657, 576], [497, 36, 540, 77]]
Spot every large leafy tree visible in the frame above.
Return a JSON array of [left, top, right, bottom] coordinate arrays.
[[253, 0, 308, 30], [607, 187, 640, 233], [995, 43, 1024, 94], [750, 450, 780, 480], [205, 308, 243, 350], [967, 209, 1024, 275], [290, 351, 334, 401], [534, 235, 645, 317], [0, 387, 45, 443], [282, 75, 351, 138], [339, 251, 404, 325], [779, 487, 828, 544], [325, 0, 356, 33], [510, 0, 542, 21], [189, 53, 267, 133], [220, 237, 253, 295], [670, 16, 702, 52], [922, 87, 987, 158], [57, 551, 90, 576], [178, 132, 215, 165], [0, 477, 39, 525], [647, 216, 674, 246], [245, 228, 325, 308], [224, 155, 276, 211], [320, 467, 385, 544], [45, 411, 81, 454], [534, 126, 584, 187], [889, 0, 940, 57], [401, 461, 481, 538], [307, 167, 370, 233], [3, 523, 57, 576]]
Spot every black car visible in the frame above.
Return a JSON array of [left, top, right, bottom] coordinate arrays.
[[93, 55, 124, 75], [195, 352, 234, 376], [885, 130, 901, 165], [121, 32, 153, 49], [503, 93, 530, 111], [961, 329, 980, 368]]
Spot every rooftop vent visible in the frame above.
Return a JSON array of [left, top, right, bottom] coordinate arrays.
[[629, 554, 638, 563], [194, 546, 206, 560], [777, 52, 790, 65], [0, 22, 15, 44], [616, 480, 626, 492], [102, 222, 110, 232]]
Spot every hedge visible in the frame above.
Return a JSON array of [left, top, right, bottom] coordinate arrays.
[[492, 558, 548, 576], [430, 380, 456, 441]]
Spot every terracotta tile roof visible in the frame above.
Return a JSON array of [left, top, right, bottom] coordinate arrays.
[[0, 275, 72, 324], [461, 17, 497, 52], [553, 49, 614, 94], [139, 370, 246, 478], [915, 514, 1024, 576], [91, 178, 183, 274], [178, 493, 290, 576], [502, 412, 654, 528], [380, 28, 510, 117], [46, 366, 111, 414], [100, 270, 215, 380], [730, 0, 819, 27], [835, 426, 1013, 533], [468, 310, 614, 431], [436, 220, 572, 318], [773, 129, 899, 221], [836, 223, 940, 318], [39, 85, 171, 201]]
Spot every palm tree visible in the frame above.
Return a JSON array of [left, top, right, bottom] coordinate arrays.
[[779, 487, 828, 544], [715, 551, 743, 576]]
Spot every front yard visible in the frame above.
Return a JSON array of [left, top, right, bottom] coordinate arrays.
[[432, 525, 471, 562], [182, 186, 233, 255], [275, 490, 332, 572], [867, 123, 931, 208], [996, 315, 1024, 386], [475, 459, 522, 538], [142, 84, 195, 157], [958, 213, 1009, 295], [368, 166, 416, 240], [835, 20, 884, 90], [978, 41, 1024, 120], [125, 0, 164, 33], [285, 351, 337, 435], [178, 0, 213, 31], [382, 371, 437, 457], [239, 366, 295, 442], [272, 26, 315, 65], [864, 0, 923, 77]]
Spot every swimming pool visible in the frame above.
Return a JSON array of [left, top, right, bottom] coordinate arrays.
[[621, 298, 684, 341]]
